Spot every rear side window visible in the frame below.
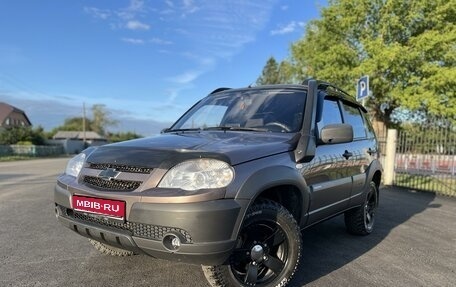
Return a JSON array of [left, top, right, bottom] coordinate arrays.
[[342, 103, 366, 139], [363, 113, 376, 139]]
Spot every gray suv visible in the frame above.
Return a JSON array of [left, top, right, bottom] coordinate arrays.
[[55, 79, 382, 287]]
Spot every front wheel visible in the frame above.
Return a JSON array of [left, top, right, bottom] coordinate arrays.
[[202, 200, 301, 287], [344, 181, 379, 235]]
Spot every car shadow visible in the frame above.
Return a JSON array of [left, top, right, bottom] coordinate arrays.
[[289, 186, 437, 286]]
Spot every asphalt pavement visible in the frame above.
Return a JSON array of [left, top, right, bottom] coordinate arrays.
[[1, 158, 455, 287]]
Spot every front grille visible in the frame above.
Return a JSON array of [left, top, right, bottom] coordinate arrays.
[[88, 163, 152, 174], [57, 205, 192, 243], [83, 176, 141, 192]]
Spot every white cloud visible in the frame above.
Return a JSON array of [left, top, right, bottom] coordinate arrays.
[[84, 7, 111, 20], [150, 38, 173, 45], [85, 0, 276, 60], [270, 21, 305, 35], [168, 70, 202, 84], [171, 0, 275, 58], [83, 0, 278, 98], [181, 0, 200, 15], [117, 0, 146, 20], [128, 0, 145, 12], [165, 53, 215, 86], [126, 20, 150, 30], [122, 38, 145, 45], [85, 0, 150, 31]]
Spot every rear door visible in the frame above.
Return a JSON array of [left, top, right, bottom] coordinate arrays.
[[340, 101, 377, 206]]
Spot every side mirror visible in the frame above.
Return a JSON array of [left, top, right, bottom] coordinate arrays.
[[320, 123, 353, 144], [161, 128, 170, 133]]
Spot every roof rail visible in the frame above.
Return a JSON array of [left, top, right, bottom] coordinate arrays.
[[302, 78, 349, 96], [209, 87, 231, 95]]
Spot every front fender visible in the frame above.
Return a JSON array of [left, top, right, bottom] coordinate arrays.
[[230, 163, 311, 238], [236, 165, 309, 201]]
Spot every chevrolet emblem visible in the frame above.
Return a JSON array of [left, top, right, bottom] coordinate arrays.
[[98, 168, 119, 181]]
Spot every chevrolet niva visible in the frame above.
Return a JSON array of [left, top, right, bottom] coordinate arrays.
[[55, 79, 382, 287]]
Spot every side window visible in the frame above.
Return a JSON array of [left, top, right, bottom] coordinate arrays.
[[317, 98, 343, 135], [342, 103, 366, 139]]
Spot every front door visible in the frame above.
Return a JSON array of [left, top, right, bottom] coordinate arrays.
[[301, 97, 353, 224]]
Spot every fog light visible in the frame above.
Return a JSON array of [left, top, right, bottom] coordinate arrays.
[[171, 237, 181, 248], [163, 233, 182, 252]]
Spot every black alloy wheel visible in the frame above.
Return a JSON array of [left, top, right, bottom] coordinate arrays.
[[345, 181, 379, 235], [202, 200, 301, 287], [364, 185, 377, 232]]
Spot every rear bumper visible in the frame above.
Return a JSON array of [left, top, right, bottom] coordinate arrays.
[[55, 183, 248, 265]]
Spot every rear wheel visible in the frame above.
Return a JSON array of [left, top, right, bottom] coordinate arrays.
[[344, 182, 378, 235], [202, 200, 301, 287], [88, 239, 136, 256]]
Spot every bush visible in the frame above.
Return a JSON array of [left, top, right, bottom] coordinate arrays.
[[16, 141, 34, 146], [0, 126, 46, 145]]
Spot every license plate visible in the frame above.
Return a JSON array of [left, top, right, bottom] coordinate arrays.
[[72, 195, 125, 219]]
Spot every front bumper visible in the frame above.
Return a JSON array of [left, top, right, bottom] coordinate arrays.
[[55, 181, 248, 266]]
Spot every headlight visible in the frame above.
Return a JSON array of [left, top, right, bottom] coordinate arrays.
[[158, 159, 234, 191], [65, 153, 86, 177]]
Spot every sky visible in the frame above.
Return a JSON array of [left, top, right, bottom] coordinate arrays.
[[0, 0, 325, 136]]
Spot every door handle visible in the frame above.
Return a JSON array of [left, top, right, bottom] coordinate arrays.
[[343, 150, 353, 160]]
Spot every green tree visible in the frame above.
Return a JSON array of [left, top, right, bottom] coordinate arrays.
[[257, 57, 280, 85], [91, 104, 118, 135], [256, 57, 296, 85], [268, 0, 456, 127], [50, 117, 93, 136], [50, 104, 118, 137]]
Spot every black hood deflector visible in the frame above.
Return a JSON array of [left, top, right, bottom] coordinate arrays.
[[87, 132, 297, 169]]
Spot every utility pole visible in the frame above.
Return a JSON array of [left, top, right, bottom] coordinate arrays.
[[82, 102, 86, 146]]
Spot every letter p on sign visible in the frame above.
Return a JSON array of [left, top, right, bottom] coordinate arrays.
[[357, 76, 369, 101]]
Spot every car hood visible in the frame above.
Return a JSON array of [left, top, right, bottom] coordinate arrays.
[[86, 131, 298, 168]]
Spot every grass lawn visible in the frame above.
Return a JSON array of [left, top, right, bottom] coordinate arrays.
[[395, 173, 456, 197]]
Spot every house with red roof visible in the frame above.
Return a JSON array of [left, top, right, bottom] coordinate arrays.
[[0, 102, 32, 129]]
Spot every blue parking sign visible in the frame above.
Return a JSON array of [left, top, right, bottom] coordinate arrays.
[[357, 76, 369, 101]]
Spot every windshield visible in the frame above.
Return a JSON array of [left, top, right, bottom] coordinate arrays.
[[170, 88, 306, 133]]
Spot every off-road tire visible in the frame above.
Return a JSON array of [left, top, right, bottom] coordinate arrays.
[[344, 182, 378, 235], [88, 239, 136, 256], [202, 199, 301, 287]]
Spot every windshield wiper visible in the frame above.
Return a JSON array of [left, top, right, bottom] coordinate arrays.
[[163, 128, 201, 133], [203, 126, 267, 132]]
